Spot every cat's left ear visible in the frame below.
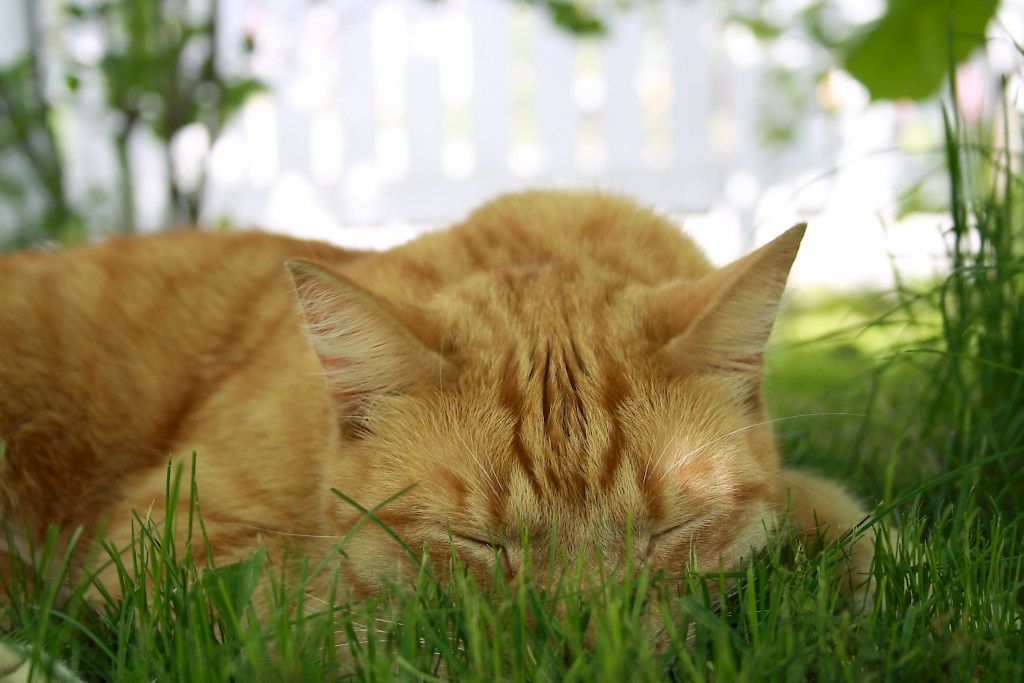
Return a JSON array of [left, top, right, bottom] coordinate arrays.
[[645, 224, 806, 374], [286, 259, 447, 409]]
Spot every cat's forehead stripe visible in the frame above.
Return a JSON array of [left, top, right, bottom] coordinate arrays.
[[498, 350, 544, 500], [598, 353, 630, 492], [490, 331, 645, 506]]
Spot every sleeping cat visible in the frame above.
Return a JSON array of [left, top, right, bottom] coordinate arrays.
[[0, 190, 874, 633]]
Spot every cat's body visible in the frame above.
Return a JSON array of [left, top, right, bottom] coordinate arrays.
[[1, 231, 354, 584], [0, 190, 873, 607]]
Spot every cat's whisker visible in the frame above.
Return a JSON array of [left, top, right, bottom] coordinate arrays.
[[657, 412, 865, 483], [333, 626, 391, 642], [333, 623, 466, 655], [277, 580, 405, 629], [452, 429, 501, 500], [281, 581, 331, 608], [645, 417, 704, 485], [332, 623, 389, 639], [336, 611, 402, 628], [213, 523, 343, 541]]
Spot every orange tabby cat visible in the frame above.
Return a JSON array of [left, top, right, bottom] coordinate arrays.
[[0, 190, 874, 608]]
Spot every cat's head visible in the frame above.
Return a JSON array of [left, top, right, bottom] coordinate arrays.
[[287, 194, 805, 594]]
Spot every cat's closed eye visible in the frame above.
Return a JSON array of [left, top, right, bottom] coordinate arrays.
[[646, 516, 704, 556], [448, 530, 516, 578], [450, 531, 501, 551]]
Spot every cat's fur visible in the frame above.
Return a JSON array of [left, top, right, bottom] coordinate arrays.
[[0, 190, 874, 610]]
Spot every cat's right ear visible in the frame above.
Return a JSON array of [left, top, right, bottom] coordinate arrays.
[[644, 224, 806, 374], [285, 260, 447, 410]]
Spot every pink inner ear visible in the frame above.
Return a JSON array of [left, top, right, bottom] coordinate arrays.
[[313, 336, 374, 409], [319, 355, 357, 404], [294, 277, 335, 327], [289, 259, 445, 413], [293, 275, 360, 404], [329, 389, 359, 405]]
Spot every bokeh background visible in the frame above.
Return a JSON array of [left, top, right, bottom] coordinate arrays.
[[1, 0, 1020, 288]]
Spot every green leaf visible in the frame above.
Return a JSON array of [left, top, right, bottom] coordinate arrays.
[[545, 1, 605, 37], [200, 546, 267, 627], [731, 16, 785, 42], [843, 0, 999, 101], [217, 77, 265, 125], [0, 172, 28, 199], [65, 1, 115, 19]]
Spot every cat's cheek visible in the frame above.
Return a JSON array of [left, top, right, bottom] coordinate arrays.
[[338, 527, 423, 595], [646, 541, 695, 577], [703, 506, 778, 572], [321, 451, 387, 531], [439, 548, 490, 587]]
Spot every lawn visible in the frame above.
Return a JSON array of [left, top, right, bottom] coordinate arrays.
[[2, 107, 1022, 682]]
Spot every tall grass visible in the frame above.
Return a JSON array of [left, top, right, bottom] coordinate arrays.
[[2, 84, 1023, 681]]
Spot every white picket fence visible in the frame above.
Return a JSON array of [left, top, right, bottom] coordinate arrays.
[[17, 0, 1007, 289], [0, 0, 849, 242], [200, 0, 836, 232]]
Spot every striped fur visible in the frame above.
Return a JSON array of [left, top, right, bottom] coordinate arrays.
[[0, 190, 876, 609]]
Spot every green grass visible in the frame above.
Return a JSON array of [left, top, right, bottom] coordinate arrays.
[[3, 98, 1024, 681]]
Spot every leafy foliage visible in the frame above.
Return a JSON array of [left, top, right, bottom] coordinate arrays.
[[0, 0, 263, 248], [723, 0, 1003, 146], [0, 54, 83, 248], [844, 0, 1000, 101], [542, 0, 606, 36], [65, 0, 264, 229]]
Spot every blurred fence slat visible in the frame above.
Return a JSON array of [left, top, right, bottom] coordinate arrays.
[[4, 0, 848, 241]]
